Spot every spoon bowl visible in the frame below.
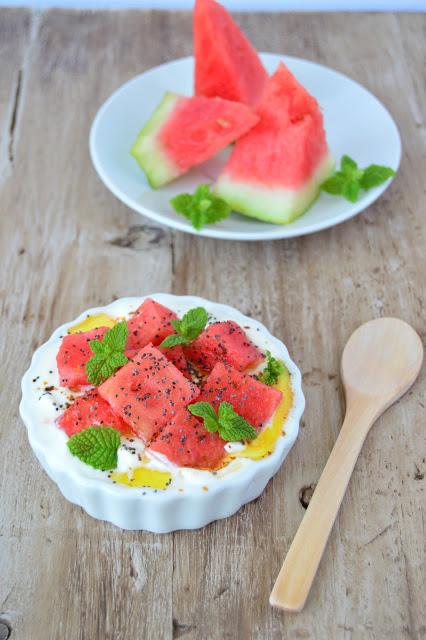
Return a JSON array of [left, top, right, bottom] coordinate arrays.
[[342, 317, 423, 416]]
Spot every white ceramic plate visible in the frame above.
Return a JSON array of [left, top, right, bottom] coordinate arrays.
[[20, 294, 304, 532], [90, 54, 401, 241]]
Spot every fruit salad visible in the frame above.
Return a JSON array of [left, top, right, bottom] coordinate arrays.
[[27, 296, 296, 493]]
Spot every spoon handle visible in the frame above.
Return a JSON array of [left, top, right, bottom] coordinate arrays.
[[270, 405, 374, 611]]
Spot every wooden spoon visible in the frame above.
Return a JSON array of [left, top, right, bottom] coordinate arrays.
[[270, 317, 423, 612]]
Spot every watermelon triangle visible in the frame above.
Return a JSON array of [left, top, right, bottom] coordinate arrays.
[[193, 0, 268, 106], [131, 92, 259, 188], [216, 62, 334, 224]]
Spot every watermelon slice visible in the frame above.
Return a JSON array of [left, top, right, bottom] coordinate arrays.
[[149, 408, 226, 469], [98, 344, 200, 442], [200, 362, 282, 429], [194, 0, 268, 106], [184, 320, 263, 372], [56, 327, 109, 388], [57, 389, 132, 437], [216, 63, 335, 224], [130, 92, 259, 188]]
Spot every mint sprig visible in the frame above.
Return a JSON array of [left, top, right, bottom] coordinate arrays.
[[160, 307, 208, 349], [260, 351, 285, 386], [67, 426, 121, 470], [189, 401, 257, 442], [170, 184, 231, 230], [322, 155, 395, 203], [86, 321, 129, 385]]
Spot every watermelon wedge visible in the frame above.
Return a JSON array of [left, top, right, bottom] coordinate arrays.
[[131, 92, 259, 188], [216, 63, 335, 224], [194, 0, 268, 106], [149, 408, 226, 469], [56, 327, 109, 388], [57, 389, 132, 437], [98, 344, 200, 442], [184, 321, 263, 372], [200, 362, 282, 429]]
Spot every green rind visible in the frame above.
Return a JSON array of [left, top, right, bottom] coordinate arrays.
[[215, 154, 335, 224], [130, 92, 181, 189]]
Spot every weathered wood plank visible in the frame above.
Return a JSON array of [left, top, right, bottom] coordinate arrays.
[[0, 9, 175, 640], [172, 10, 426, 640], [0, 9, 32, 180], [0, 8, 424, 640]]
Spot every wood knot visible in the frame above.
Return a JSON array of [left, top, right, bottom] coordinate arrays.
[[0, 619, 11, 640], [299, 483, 316, 509]]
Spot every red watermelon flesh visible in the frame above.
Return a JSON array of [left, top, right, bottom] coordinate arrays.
[[194, 0, 268, 106], [126, 298, 177, 351], [125, 345, 191, 380], [56, 327, 109, 388], [131, 92, 259, 188], [200, 362, 282, 429], [57, 389, 132, 437], [184, 321, 263, 373], [149, 408, 226, 470], [216, 62, 334, 224], [98, 344, 200, 442]]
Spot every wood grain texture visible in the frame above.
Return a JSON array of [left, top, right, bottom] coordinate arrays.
[[0, 8, 425, 640]]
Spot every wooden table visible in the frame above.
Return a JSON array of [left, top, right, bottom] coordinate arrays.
[[0, 8, 425, 640]]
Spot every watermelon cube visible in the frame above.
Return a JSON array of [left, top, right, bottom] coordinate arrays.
[[200, 362, 282, 429], [57, 389, 132, 437], [56, 327, 109, 388], [126, 298, 177, 352], [149, 408, 226, 470], [184, 321, 263, 372], [194, 0, 268, 106], [98, 344, 200, 442]]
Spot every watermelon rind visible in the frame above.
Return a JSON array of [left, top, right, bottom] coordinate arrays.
[[215, 153, 335, 224], [131, 92, 181, 188]]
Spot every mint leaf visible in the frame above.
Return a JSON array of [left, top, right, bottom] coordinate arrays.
[[179, 307, 208, 341], [217, 402, 257, 441], [260, 350, 285, 386], [86, 321, 129, 385], [188, 401, 220, 433], [360, 165, 395, 190], [321, 174, 346, 195], [160, 334, 189, 348], [67, 426, 121, 470], [341, 155, 358, 173], [322, 155, 395, 203], [101, 319, 128, 352], [342, 179, 360, 203], [189, 400, 257, 441], [159, 306, 208, 349], [170, 184, 231, 230]]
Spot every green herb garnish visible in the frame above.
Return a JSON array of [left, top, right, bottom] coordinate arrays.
[[86, 321, 128, 385], [189, 401, 257, 442], [321, 155, 395, 203], [160, 307, 208, 348], [260, 351, 285, 386], [67, 426, 121, 470], [170, 184, 231, 230]]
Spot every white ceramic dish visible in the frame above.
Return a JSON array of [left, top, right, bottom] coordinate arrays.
[[90, 53, 401, 241], [20, 294, 304, 532]]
